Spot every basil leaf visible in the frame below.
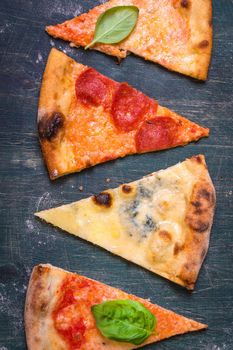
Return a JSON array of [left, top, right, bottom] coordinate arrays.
[[91, 299, 156, 345], [85, 6, 139, 49]]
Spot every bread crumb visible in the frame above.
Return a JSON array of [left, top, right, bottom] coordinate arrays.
[[79, 186, 84, 191], [106, 178, 111, 183]]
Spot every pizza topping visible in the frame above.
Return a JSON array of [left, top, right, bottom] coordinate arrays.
[[85, 6, 139, 49], [38, 112, 64, 141], [93, 192, 112, 208], [55, 318, 86, 349], [122, 184, 159, 240], [91, 299, 156, 345], [111, 83, 158, 132], [159, 230, 172, 242], [53, 276, 89, 349], [135, 117, 180, 152], [75, 68, 117, 109]]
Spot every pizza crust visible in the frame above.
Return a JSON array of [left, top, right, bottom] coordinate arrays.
[[186, 0, 212, 80], [179, 155, 216, 289], [25, 264, 67, 350], [150, 155, 215, 289], [38, 48, 87, 179]]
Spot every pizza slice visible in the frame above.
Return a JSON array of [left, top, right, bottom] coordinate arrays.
[[46, 0, 212, 80], [39, 48, 209, 179], [25, 264, 207, 350], [35, 155, 216, 289]]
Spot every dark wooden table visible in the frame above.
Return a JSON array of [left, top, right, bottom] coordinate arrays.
[[0, 1, 232, 349]]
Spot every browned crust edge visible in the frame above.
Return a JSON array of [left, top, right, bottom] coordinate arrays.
[[24, 264, 68, 350], [152, 155, 215, 290], [179, 155, 216, 289], [38, 48, 86, 180], [25, 264, 49, 350], [188, 0, 213, 80], [38, 48, 72, 180], [38, 48, 76, 123]]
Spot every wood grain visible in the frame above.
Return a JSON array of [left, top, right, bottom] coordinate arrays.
[[0, 1, 232, 349]]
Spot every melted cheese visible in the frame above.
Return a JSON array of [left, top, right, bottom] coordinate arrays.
[[35, 157, 202, 287]]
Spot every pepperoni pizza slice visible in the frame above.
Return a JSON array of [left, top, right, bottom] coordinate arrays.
[[46, 0, 212, 80], [39, 48, 209, 179], [36, 155, 216, 289], [25, 264, 207, 350]]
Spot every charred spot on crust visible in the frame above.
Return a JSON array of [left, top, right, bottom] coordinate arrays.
[[93, 192, 112, 208], [192, 155, 203, 164], [181, 0, 189, 8], [193, 188, 215, 212], [159, 230, 172, 242], [38, 112, 64, 141], [173, 243, 185, 256], [191, 200, 201, 208], [182, 279, 194, 289], [180, 263, 197, 289], [199, 40, 209, 48], [40, 302, 48, 314], [200, 188, 214, 203], [186, 182, 215, 233], [86, 160, 92, 168], [34, 336, 40, 343], [190, 220, 209, 233], [37, 265, 44, 275], [122, 184, 133, 194]]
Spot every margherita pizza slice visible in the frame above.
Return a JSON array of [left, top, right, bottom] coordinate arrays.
[[46, 0, 212, 80], [39, 48, 209, 179], [35, 155, 216, 289], [25, 264, 207, 350]]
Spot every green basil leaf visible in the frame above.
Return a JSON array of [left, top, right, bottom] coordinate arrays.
[[85, 6, 139, 49], [91, 299, 156, 345]]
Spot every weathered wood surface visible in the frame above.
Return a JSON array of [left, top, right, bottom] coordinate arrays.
[[0, 1, 232, 349]]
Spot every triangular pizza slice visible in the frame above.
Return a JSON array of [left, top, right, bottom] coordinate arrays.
[[46, 0, 212, 80], [36, 155, 216, 289], [25, 264, 207, 350], [38, 49, 209, 179]]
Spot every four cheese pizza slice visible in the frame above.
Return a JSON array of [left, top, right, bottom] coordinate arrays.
[[46, 0, 212, 80], [25, 264, 207, 350], [38, 48, 209, 179], [35, 155, 216, 289]]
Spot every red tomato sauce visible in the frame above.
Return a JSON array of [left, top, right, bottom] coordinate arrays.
[[53, 276, 91, 349]]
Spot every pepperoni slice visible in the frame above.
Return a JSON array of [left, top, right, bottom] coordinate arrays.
[[136, 116, 180, 152], [75, 68, 117, 108], [111, 83, 158, 132]]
